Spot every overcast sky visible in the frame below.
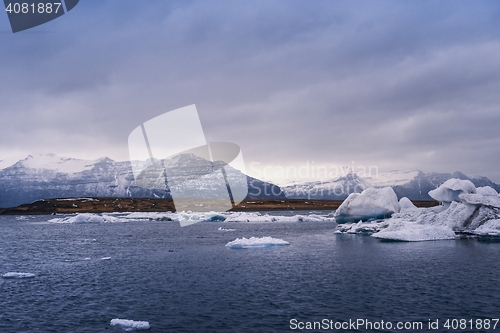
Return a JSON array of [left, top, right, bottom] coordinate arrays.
[[1, 1, 500, 184]]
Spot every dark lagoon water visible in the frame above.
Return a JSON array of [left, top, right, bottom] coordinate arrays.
[[1, 214, 500, 332]]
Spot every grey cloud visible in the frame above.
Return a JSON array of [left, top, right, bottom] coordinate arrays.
[[1, 1, 500, 182]]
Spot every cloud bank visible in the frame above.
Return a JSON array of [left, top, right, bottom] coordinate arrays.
[[1, 1, 500, 182]]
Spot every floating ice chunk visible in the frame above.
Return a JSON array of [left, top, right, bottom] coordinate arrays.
[[218, 227, 236, 231], [474, 219, 500, 236], [48, 213, 121, 224], [2, 272, 35, 279], [110, 318, 150, 331], [334, 187, 399, 223], [398, 197, 417, 212], [224, 212, 278, 222], [224, 212, 335, 223], [428, 179, 476, 203], [122, 212, 173, 221], [372, 221, 457, 241], [335, 221, 386, 234], [124, 211, 226, 223], [459, 193, 500, 208], [225, 236, 290, 249], [122, 211, 335, 224]]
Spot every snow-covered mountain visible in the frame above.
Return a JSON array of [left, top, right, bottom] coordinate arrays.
[[0, 154, 285, 208], [284, 169, 500, 200]]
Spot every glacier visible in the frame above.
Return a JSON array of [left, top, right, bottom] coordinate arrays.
[[347, 181, 500, 241], [225, 237, 290, 249]]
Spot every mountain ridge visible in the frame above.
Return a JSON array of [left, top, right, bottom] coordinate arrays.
[[0, 154, 285, 208], [284, 169, 500, 200]]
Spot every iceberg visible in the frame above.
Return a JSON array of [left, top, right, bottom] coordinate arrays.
[[398, 197, 417, 212], [121, 212, 173, 221], [48, 211, 336, 225], [334, 187, 399, 223], [369, 179, 500, 241], [48, 213, 121, 224], [218, 227, 236, 231], [428, 178, 476, 203], [123, 211, 226, 223], [110, 318, 150, 331], [476, 186, 499, 196], [225, 236, 290, 249], [335, 220, 386, 234], [2, 272, 35, 279], [372, 221, 457, 241], [224, 212, 334, 223]]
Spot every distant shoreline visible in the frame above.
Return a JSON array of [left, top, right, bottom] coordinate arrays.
[[0, 198, 440, 215]]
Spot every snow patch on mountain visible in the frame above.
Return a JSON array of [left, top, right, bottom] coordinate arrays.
[[13, 154, 97, 174], [365, 169, 421, 187]]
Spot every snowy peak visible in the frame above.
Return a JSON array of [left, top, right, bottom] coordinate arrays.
[[0, 153, 285, 208], [366, 169, 421, 187], [284, 169, 500, 200], [8, 154, 98, 174]]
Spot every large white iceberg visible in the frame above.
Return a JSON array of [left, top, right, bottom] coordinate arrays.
[[334, 187, 399, 223], [369, 179, 500, 241], [110, 318, 150, 331], [225, 236, 290, 249]]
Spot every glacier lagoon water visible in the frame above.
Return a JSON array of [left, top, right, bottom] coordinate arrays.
[[1, 214, 500, 332]]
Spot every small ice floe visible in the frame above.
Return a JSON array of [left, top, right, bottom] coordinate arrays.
[[335, 220, 386, 234], [2, 272, 35, 279], [225, 236, 290, 249], [122, 211, 335, 224], [48, 213, 121, 224], [121, 212, 173, 221], [123, 211, 226, 223], [224, 212, 335, 223], [218, 227, 236, 232], [110, 318, 150, 331], [100, 257, 112, 260]]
